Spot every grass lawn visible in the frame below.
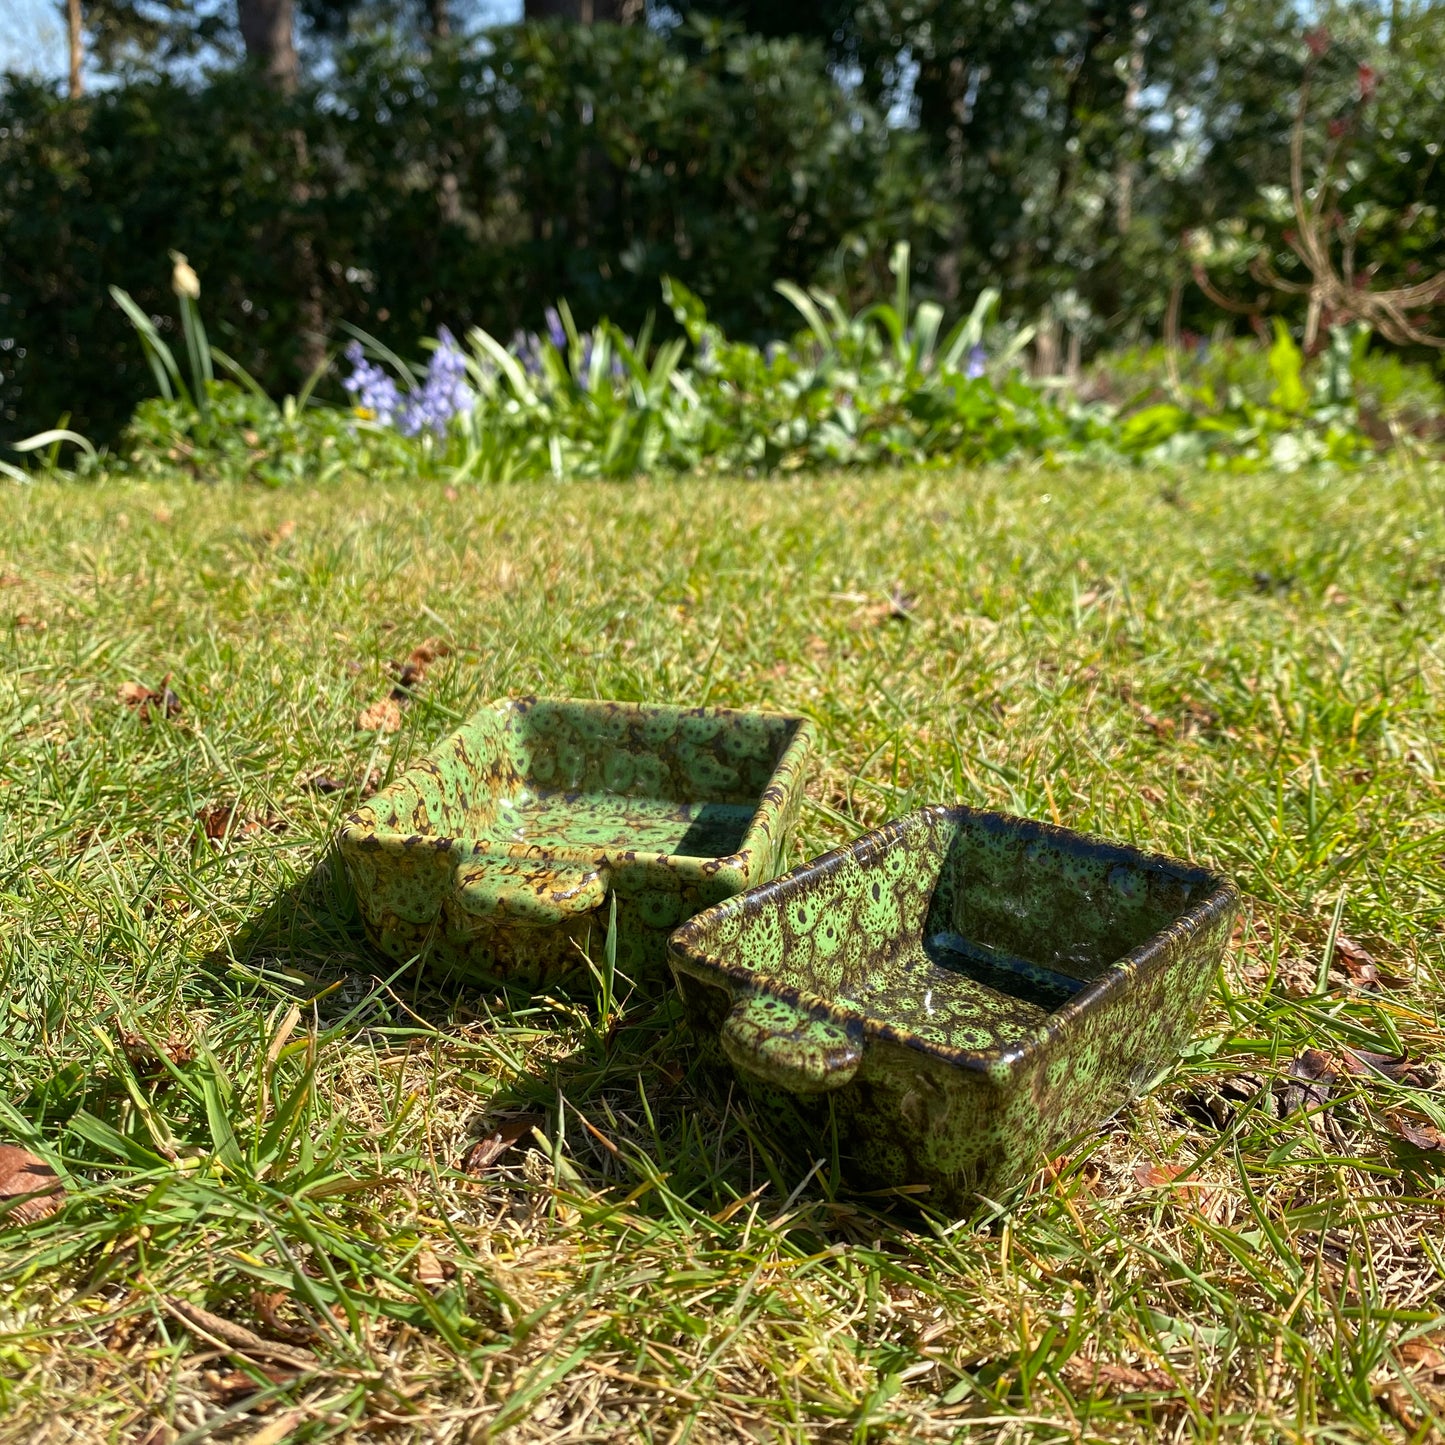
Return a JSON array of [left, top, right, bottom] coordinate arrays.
[[1, 462, 1443, 1443]]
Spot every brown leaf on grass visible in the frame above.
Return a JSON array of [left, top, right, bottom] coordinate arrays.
[[250, 1289, 317, 1345], [234, 1409, 309, 1445], [0, 1144, 64, 1224], [388, 636, 453, 698], [460, 1114, 544, 1174], [118, 1029, 195, 1076], [263, 519, 297, 545], [1063, 1358, 1173, 1393], [1398, 1334, 1445, 1376], [1035, 1153, 1100, 1195], [203, 1366, 294, 1404], [1134, 706, 1176, 740], [118, 676, 181, 721], [414, 1248, 454, 1288], [357, 697, 403, 733], [1284, 1049, 1338, 1115], [303, 773, 344, 795], [1375, 1378, 1445, 1435], [1339, 1048, 1429, 1088], [1140, 785, 1166, 805], [1387, 1111, 1445, 1151], [1334, 935, 1409, 991], [0, 573, 21, 588], [1133, 1161, 1189, 1189], [197, 802, 287, 847], [13, 614, 45, 631]]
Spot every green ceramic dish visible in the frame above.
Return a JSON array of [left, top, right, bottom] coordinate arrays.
[[667, 804, 1238, 1210], [339, 696, 813, 989]]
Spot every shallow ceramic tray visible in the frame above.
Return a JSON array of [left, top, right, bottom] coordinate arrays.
[[339, 697, 813, 988], [667, 804, 1237, 1210]]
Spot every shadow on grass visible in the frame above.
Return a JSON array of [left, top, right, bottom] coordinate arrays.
[[205, 851, 954, 1238]]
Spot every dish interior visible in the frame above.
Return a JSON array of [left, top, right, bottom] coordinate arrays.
[[492, 791, 756, 858], [368, 699, 803, 861], [696, 810, 1212, 1053]]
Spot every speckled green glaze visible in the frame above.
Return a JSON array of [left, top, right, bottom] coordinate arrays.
[[668, 805, 1238, 1212], [338, 697, 813, 989]]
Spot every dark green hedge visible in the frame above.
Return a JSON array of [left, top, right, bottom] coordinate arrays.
[[0, 24, 935, 444]]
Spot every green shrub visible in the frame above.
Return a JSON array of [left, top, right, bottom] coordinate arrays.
[[85, 249, 1390, 486]]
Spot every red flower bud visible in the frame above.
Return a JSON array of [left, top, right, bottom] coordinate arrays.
[[1358, 63, 1377, 100], [1305, 26, 1330, 57]]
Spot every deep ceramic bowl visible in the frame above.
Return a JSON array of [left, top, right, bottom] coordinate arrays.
[[339, 697, 813, 989], [667, 804, 1238, 1210]]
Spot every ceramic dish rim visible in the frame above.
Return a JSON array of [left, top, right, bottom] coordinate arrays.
[[666, 802, 1239, 1074], [341, 695, 817, 881]]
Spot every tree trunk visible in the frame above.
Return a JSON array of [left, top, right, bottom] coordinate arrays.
[[428, 0, 450, 39], [67, 0, 83, 98], [1114, 4, 1147, 234], [238, 0, 299, 93]]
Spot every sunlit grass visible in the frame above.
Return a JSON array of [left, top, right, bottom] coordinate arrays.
[[0, 461, 1441, 1442]]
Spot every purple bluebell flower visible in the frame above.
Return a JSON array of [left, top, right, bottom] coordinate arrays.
[[512, 330, 544, 377], [544, 306, 566, 351], [342, 340, 401, 425], [398, 326, 473, 438], [965, 344, 987, 380], [579, 333, 595, 388]]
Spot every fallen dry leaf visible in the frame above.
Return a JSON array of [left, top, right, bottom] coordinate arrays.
[[460, 1114, 544, 1174], [1387, 1110, 1445, 1152], [303, 773, 344, 795], [1133, 1161, 1189, 1189], [152, 506, 174, 525], [357, 697, 403, 733], [202, 1366, 294, 1404], [1035, 1153, 1100, 1194], [1063, 1358, 1173, 1393], [1334, 935, 1409, 991], [1135, 706, 1176, 740], [119, 1029, 195, 1076], [1140, 785, 1166, 805], [388, 636, 453, 697], [237, 1409, 308, 1445], [250, 1289, 316, 1345], [0, 573, 21, 588], [1284, 1049, 1338, 1115], [1398, 1335, 1445, 1376], [197, 802, 286, 847], [1375, 1377, 1445, 1435], [13, 614, 45, 631], [0, 1144, 64, 1224], [1339, 1048, 1429, 1088], [118, 676, 181, 721], [414, 1248, 454, 1288], [263, 519, 297, 545]]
